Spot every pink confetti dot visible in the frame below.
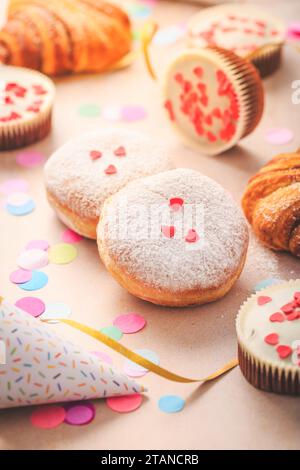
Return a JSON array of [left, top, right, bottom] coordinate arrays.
[[17, 249, 49, 270], [113, 313, 146, 334], [30, 405, 66, 429], [15, 296, 45, 317], [265, 128, 294, 145], [26, 240, 49, 251], [121, 106, 147, 122], [0, 178, 29, 195], [64, 402, 96, 426], [16, 150, 45, 168], [61, 228, 83, 244], [106, 394, 143, 413], [10, 268, 32, 284], [91, 350, 113, 365]]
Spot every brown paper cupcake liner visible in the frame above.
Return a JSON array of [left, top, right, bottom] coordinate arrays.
[[0, 108, 52, 151], [250, 45, 282, 79]]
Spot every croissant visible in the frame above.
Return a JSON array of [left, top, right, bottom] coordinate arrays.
[[242, 150, 300, 257], [0, 0, 131, 75]]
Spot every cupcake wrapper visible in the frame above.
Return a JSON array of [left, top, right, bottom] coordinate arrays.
[[238, 343, 300, 395], [0, 109, 52, 151], [250, 45, 282, 79]]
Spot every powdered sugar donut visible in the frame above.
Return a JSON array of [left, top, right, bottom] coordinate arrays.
[[44, 129, 174, 239], [97, 168, 249, 306]]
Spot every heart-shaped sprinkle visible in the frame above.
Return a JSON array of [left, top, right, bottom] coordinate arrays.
[[294, 292, 300, 300], [104, 164, 117, 175], [114, 146, 126, 157], [269, 312, 285, 323], [193, 66, 203, 78], [276, 345, 292, 359], [264, 333, 279, 345], [257, 296, 272, 306], [286, 311, 299, 321], [161, 225, 175, 238], [169, 197, 184, 211], [281, 302, 294, 314], [185, 229, 200, 243], [90, 150, 102, 160]]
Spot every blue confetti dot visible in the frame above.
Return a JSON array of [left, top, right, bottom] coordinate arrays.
[[19, 270, 48, 291], [158, 395, 185, 414], [254, 278, 283, 292], [6, 199, 36, 216]]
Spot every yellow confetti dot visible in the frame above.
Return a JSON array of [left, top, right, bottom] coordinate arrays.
[[49, 243, 77, 265]]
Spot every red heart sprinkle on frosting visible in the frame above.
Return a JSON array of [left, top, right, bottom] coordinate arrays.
[[286, 311, 299, 321], [114, 146, 126, 157], [193, 66, 203, 78], [269, 312, 285, 323], [185, 229, 200, 243], [276, 345, 292, 359], [90, 150, 102, 160], [104, 164, 117, 175], [161, 225, 175, 238], [281, 302, 294, 314], [169, 197, 184, 211], [264, 333, 279, 345], [257, 296, 272, 306]]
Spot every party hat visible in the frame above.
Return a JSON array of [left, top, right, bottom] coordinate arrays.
[[0, 298, 144, 409]]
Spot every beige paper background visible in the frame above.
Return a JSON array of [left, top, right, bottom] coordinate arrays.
[[0, 0, 300, 450]]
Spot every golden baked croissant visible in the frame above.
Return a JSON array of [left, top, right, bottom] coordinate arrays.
[[242, 149, 300, 257], [0, 0, 131, 75]]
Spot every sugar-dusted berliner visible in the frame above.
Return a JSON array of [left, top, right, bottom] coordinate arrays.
[[97, 168, 249, 307], [44, 129, 174, 239]]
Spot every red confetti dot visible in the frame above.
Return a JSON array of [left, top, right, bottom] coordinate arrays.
[[30, 405, 66, 429], [276, 345, 292, 359], [257, 296, 272, 306], [264, 333, 279, 345], [185, 229, 200, 243], [269, 312, 285, 323], [106, 394, 143, 413], [104, 164, 117, 175], [90, 150, 102, 160], [114, 146, 126, 157], [161, 225, 175, 238]]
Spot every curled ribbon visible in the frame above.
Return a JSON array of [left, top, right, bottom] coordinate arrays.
[[53, 318, 238, 384]]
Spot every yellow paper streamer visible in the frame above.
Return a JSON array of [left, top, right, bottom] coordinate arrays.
[[140, 20, 158, 80], [55, 318, 238, 384]]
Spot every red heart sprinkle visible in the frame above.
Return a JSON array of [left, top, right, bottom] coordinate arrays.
[[164, 100, 175, 121], [286, 311, 299, 321], [281, 302, 294, 314], [269, 312, 285, 323], [114, 146, 126, 157], [104, 164, 117, 175], [161, 225, 175, 238], [169, 197, 184, 211], [294, 292, 300, 302], [193, 67, 203, 78], [264, 333, 279, 345], [90, 150, 102, 160], [257, 296, 272, 306], [185, 229, 200, 243], [276, 345, 292, 359]]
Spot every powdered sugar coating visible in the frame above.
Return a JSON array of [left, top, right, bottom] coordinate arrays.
[[44, 129, 173, 219], [98, 168, 249, 292]]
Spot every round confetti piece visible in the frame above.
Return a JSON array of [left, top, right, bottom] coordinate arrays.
[[100, 326, 123, 341], [41, 302, 72, 322], [61, 228, 83, 244], [254, 278, 283, 292], [128, 4, 152, 20], [0, 178, 29, 195], [106, 394, 143, 413], [64, 402, 96, 426], [17, 249, 49, 270], [16, 150, 44, 168], [121, 105, 147, 122], [265, 128, 294, 145], [6, 199, 35, 216], [153, 25, 185, 46], [124, 348, 160, 375], [123, 366, 148, 379], [15, 296, 45, 317], [48, 243, 77, 265], [78, 103, 101, 118], [19, 270, 48, 291], [113, 313, 146, 334], [30, 405, 66, 429], [6, 192, 31, 207], [286, 22, 300, 40], [9, 268, 32, 284], [26, 239, 49, 251], [91, 350, 113, 365], [102, 105, 122, 121], [158, 395, 185, 414]]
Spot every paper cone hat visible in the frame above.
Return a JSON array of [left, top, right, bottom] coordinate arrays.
[[0, 299, 144, 409]]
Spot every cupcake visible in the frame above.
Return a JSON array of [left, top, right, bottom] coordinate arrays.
[[236, 280, 300, 395], [0, 65, 55, 150], [163, 46, 264, 155], [187, 4, 285, 78]]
